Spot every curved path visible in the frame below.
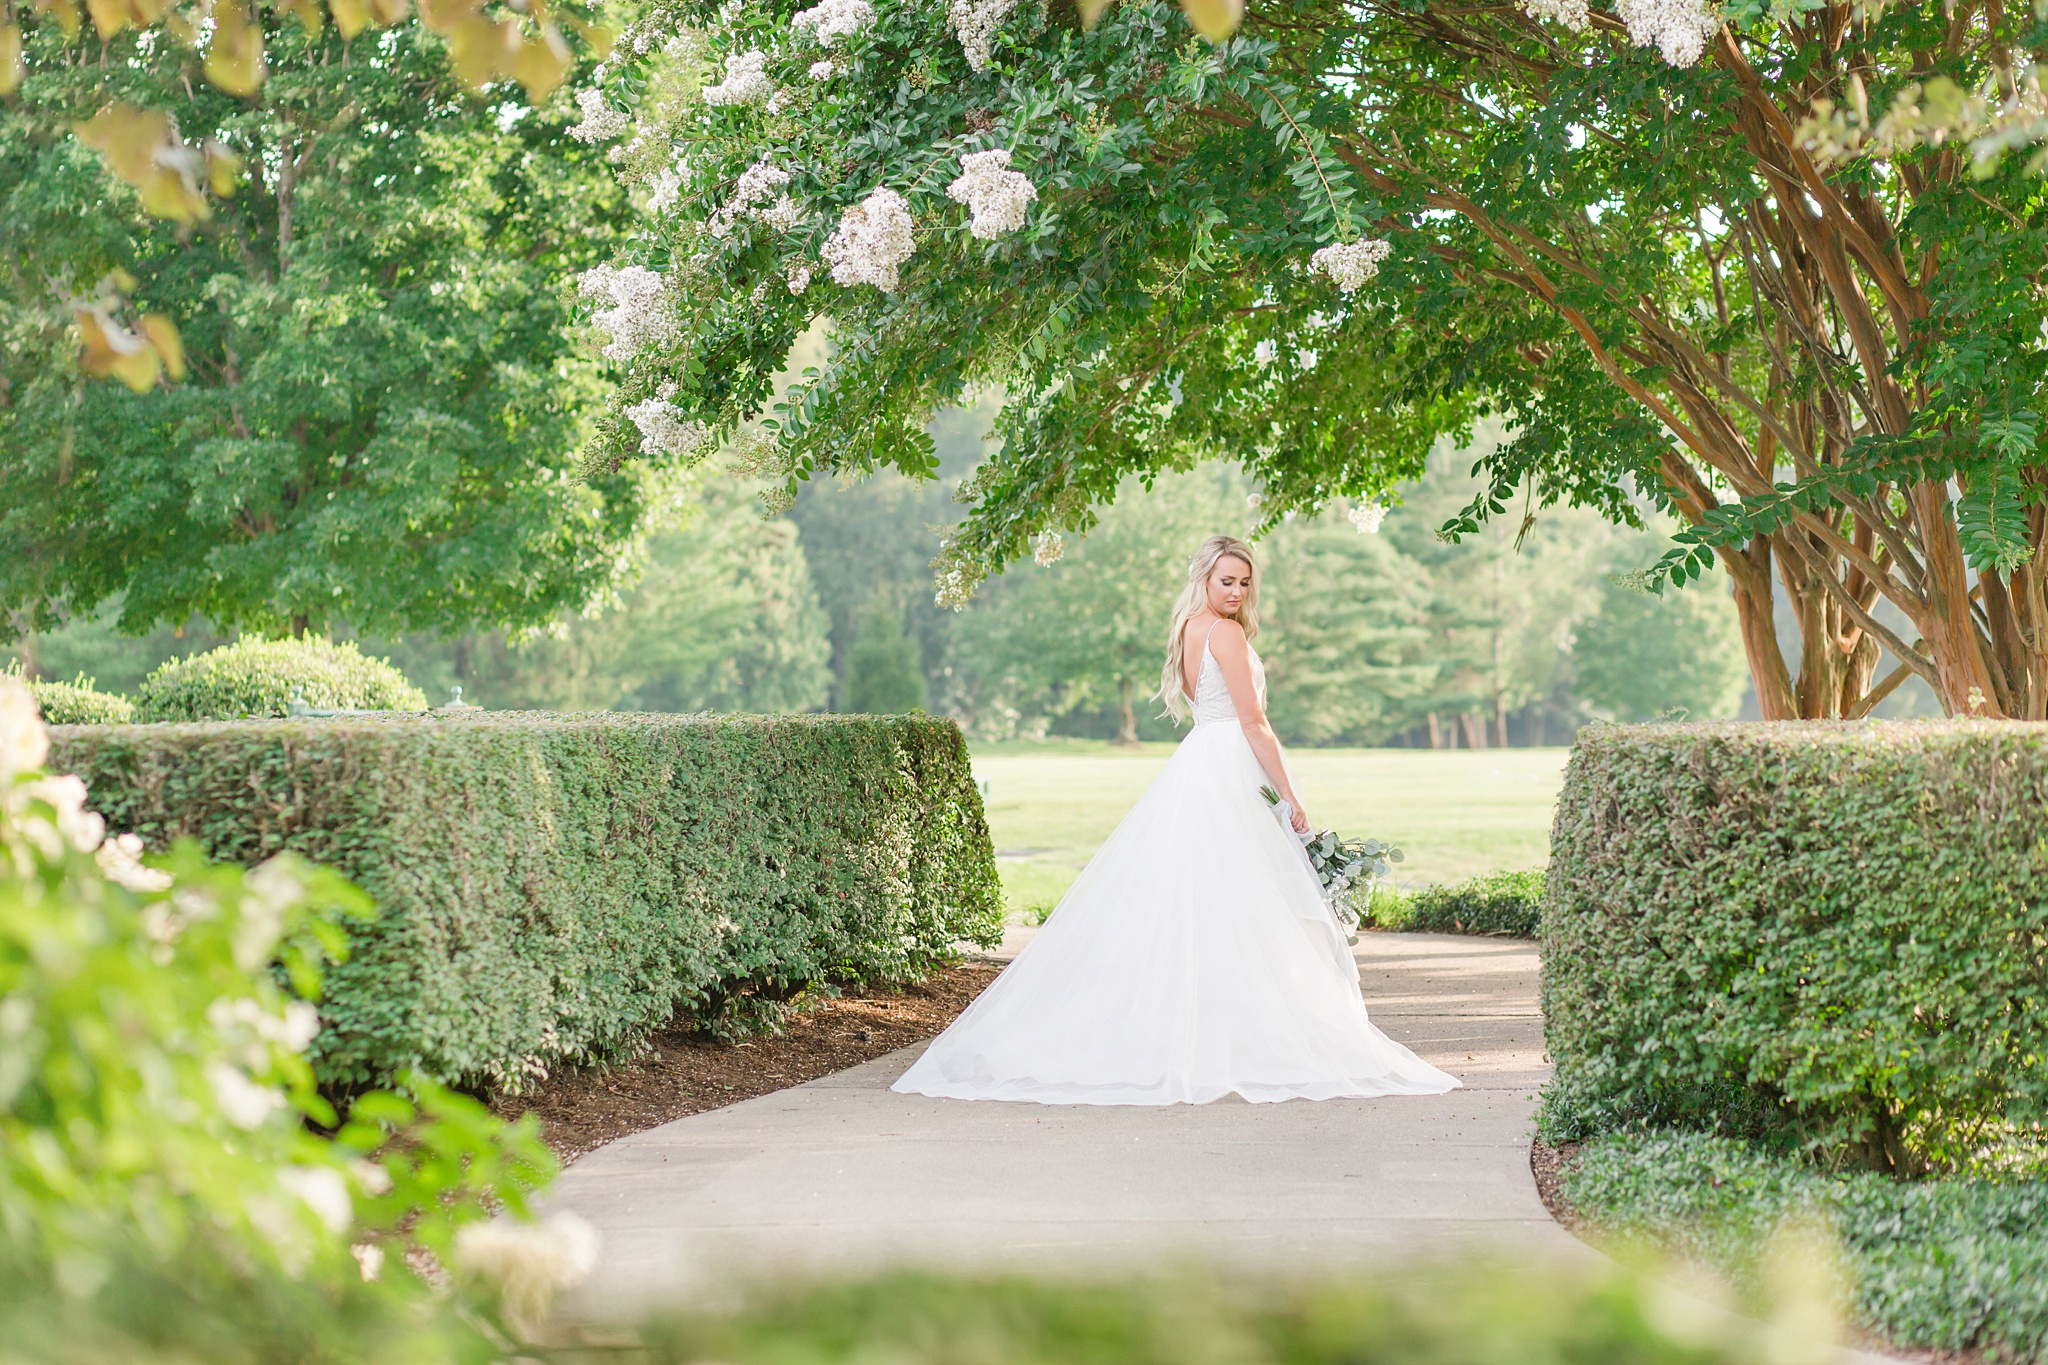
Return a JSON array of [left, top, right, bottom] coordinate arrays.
[[550, 929, 1579, 1317]]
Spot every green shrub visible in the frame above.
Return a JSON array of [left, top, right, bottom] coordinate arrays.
[[638, 1263, 1833, 1365], [1541, 722, 2048, 1168], [136, 638, 428, 721], [9, 670, 137, 725], [1560, 1130, 2048, 1362], [51, 711, 1003, 1089], [1364, 868, 1543, 937], [1, 679, 566, 1364]]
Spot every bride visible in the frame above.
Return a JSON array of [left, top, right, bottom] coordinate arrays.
[[893, 535, 1461, 1105]]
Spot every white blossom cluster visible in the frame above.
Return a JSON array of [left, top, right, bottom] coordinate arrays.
[[577, 264, 678, 361], [808, 58, 839, 80], [1520, 0, 1589, 29], [1348, 501, 1388, 534], [645, 164, 685, 216], [624, 396, 711, 458], [1307, 238, 1392, 294], [1030, 530, 1065, 566], [823, 186, 916, 290], [568, 87, 631, 143], [947, 0, 1018, 72], [1615, 0, 1719, 67], [703, 49, 776, 106], [788, 265, 814, 294], [792, 0, 875, 47], [946, 148, 1037, 239], [711, 158, 805, 238]]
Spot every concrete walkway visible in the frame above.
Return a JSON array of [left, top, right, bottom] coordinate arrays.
[[550, 929, 1581, 1317]]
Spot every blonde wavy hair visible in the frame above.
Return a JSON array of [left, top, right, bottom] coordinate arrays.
[[1156, 535, 1261, 725]]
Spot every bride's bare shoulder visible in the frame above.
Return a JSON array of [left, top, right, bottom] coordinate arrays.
[[1207, 618, 1249, 655]]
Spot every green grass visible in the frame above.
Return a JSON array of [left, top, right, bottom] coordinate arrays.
[[971, 740, 1567, 920]]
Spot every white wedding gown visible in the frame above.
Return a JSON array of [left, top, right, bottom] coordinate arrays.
[[892, 631, 1462, 1105]]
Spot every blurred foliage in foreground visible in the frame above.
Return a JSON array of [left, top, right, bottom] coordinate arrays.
[[0, 678, 591, 1360], [1561, 1131, 2048, 1363], [635, 1261, 1842, 1365]]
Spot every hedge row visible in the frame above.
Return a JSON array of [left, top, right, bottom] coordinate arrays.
[[1365, 869, 1543, 937], [19, 676, 136, 725], [136, 638, 427, 720], [1541, 722, 2048, 1169], [52, 712, 1002, 1090]]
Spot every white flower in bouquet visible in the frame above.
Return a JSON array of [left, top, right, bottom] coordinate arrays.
[[823, 186, 916, 290], [793, 0, 875, 47], [946, 148, 1037, 239], [1308, 239, 1391, 294], [703, 49, 776, 106]]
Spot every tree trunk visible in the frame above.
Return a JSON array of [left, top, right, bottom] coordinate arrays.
[[1726, 541, 1799, 721], [1116, 675, 1138, 746], [1426, 712, 1443, 749], [1458, 711, 1486, 749], [1528, 706, 1545, 748], [1493, 694, 1508, 748], [290, 613, 310, 639]]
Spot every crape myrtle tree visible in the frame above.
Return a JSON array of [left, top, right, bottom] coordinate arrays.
[[1, 17, 667, 641], [567, 0, 2048, 719]]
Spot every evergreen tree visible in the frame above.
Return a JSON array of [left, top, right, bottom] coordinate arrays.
[[1572, 575, 1748, 723]]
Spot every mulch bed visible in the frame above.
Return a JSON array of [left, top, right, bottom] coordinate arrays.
[[1528, 1137, 1587, 1236], [490, 961, 1002, 1163]]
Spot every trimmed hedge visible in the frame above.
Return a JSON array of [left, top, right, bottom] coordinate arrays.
[[18, 675, 136, 725], [137, 638, 427, 721], [1365, 869, 1543, 937], [1542, 722, 2048, 1169], [51, 712, 1002, 1090]]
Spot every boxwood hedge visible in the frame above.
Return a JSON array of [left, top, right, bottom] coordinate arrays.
[[50, 711, 1002, 1090], [19, 675, 136, 725], [137, 638, 428, 721], [1542, 722, 2048, 1170]]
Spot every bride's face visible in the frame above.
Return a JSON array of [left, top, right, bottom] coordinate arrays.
[[1205, 555, 1252, 617]]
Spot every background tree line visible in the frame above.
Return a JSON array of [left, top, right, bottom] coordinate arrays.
[[10, 399, 1818, 744]]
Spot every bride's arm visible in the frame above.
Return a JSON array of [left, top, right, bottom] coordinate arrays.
[[1208, 621, 1311, 834]]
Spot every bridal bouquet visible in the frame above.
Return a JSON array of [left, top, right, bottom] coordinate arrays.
[[1261, 785, 1402, 926]]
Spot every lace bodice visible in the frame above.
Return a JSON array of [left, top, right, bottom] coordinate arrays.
[[1188, 628, 1266, 727]]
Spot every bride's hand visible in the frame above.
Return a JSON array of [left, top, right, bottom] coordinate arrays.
[[1289, 804, 1311, 835]]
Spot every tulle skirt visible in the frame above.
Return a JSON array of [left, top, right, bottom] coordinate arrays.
[[891, 720, 1463, 1105]]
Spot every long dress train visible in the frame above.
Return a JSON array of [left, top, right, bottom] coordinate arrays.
[[891, 631, 1462, 1105]]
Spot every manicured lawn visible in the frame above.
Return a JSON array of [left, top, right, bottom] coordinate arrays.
[[970, 739, 1569, 918]]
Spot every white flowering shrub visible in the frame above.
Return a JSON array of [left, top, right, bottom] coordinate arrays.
[[823, 186, 919, 289], [1306, 239, 1392, 294], [946, 148, 1039, 239], [0, 677, 575, 1355], [792, 0, 876, 48]]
